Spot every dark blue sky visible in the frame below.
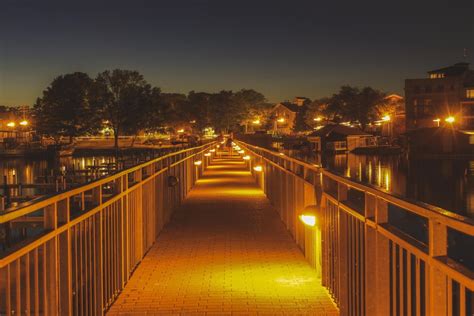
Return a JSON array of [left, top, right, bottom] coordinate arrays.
[[1, 0, 473, 106]]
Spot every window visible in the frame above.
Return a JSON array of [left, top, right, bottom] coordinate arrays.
[[467, 89, 474, 99], [430, 73, 445, 79]]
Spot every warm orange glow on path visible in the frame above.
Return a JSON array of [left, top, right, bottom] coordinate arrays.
[[107, 153, 338, 315]]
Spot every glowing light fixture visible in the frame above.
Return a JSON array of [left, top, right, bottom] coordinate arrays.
[[299, 205, 319, 228], [204, 153, 211, 157], [238, 150, 245, 154], [252, 119, 261, 125], [445, 116, 455, 123], [277, 117, 285, 123], [177, 129, 184, 133], [243, 155, 250, 160], [19, 120, 29, 126], [433, 118, 441, 127], [299, 214, 316, 227], [6, 122, 15, 127], [210, 149, 216, 152], [313, 117, 322, 122], [279, 153, 285, 156], [253, 165, 263, 172], [381, 115, 391, 122], [194, 160, 202, 166]]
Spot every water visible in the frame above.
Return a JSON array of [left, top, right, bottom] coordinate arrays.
[[285, 150, 474, 219], [0, 156, 117, 198]]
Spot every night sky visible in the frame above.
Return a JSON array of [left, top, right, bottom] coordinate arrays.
[[1, 0, 473, 106]]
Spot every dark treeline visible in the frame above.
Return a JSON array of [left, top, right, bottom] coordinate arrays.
[[34, 70, 270, 147], [33, 70, 399, 146]]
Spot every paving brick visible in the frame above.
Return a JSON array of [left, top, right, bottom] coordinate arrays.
[[107, 155, 338, 315]]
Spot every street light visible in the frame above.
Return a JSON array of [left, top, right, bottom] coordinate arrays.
[[313, 117, 322, 122], [445, 116, 455, 123], [252, 119, 261, 125], [19, 120, 29, 126], [277, 117, 285, 123], [6, 122, 15, 128], [381, 115, 391, 122]]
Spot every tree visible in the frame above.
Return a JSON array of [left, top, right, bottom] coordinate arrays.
[[209, 90, 242, 133], [304, 97, 332, 127], [34, 72, 100, 143], [95, 70, 152, 149], [356, 87, 386, 128], [233, 89, 268, 132], [187, 91, 212, 131]]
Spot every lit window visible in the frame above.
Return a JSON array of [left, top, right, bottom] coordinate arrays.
[[467, 89, 474, 99], [430, 73, 445, 79]]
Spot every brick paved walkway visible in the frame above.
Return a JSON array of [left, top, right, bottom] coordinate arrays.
[[107, 154, 338, 315]]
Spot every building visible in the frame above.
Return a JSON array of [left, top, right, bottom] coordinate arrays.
[[270, 97, 310, 134], [405, 62, 474, 131], [307, 124, 375, 152]]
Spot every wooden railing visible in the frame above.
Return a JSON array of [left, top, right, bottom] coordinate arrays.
[[237, 140, 474, 316], [0, 142, 215, 316]]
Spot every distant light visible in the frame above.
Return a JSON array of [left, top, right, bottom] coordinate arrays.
[[238, 150, 245, 154], [204, 153, 211, 157], [194, 160, 202, 166], [253, 165, 263, 172], [6, 122, 15, 127], [381, 115, 391, 122], [190, 120, 196, 123], [277, 118, 285, 123], [299, 214, 316, 227], [252, 119, 261, 125], [279, 152, 285, 156], [177, 129, 184, 133], [243, 155, 250, 160], [19, 120, 29, 126], [445, 116, 455, 123], [433, 118, 440, 122], [313, 117, 322, 122]]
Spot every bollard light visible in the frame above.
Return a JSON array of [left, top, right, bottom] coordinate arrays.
[[299, 205, 319, 228], [238, 150, 245, 154], [194, 160, 202, 166], [204, 153, 211, 157], [243, 155, 250, 160], [253, 165, 263, 172], [210, 149, 216, 152]]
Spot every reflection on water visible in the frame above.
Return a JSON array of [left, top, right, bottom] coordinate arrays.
[[0, 156, 116, 198], [286, 150, 474, 218]]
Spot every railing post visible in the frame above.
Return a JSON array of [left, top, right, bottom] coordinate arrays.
[[44, 203, 59, 315], [374, 198, 390, 316], [428, 220, 448, 316]]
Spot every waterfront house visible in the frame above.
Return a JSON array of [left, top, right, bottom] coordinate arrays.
[[270, 97, 310, 134], [405, 62, 474, 131], [307, 124, 375, 152]]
